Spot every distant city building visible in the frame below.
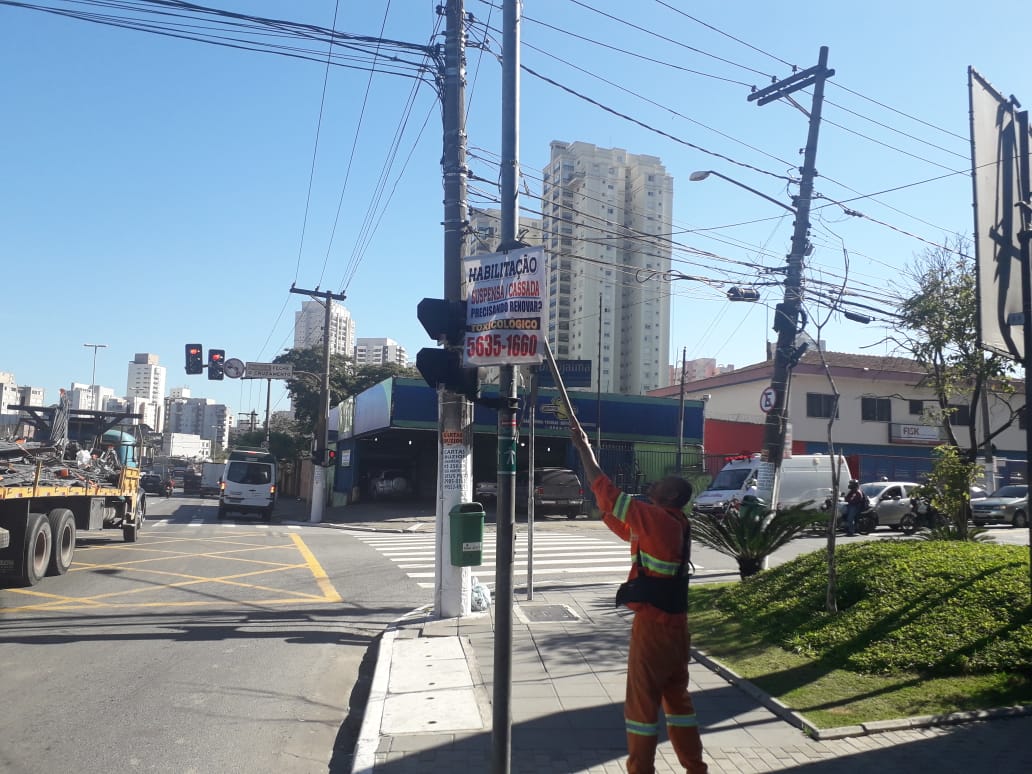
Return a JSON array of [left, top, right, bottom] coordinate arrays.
[[466, 206, 544, 255], [542, 141, 673, 395], [354, 338, 408, 367], [126, 353, 167, 431], [668, 358, 735, 385], [294, 300, 355, 357], [162, 432, 211, 460], [166, 397, 230, 451], [69, 382, 115, 412]]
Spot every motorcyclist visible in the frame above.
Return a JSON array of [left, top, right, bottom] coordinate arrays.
[[164, 479, 174, 498], [843, 479, 865, 537]]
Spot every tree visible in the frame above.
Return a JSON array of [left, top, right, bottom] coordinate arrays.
[[272, 348, 419, 434], [691, 502, 816, 579], [892, 236, 1021, 456], [233, 430, 307, 462]]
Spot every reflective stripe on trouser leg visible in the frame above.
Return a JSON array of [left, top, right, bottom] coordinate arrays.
[[625, 613, 708, 774]]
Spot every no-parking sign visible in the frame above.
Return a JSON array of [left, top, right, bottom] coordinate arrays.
[[759, 386, 777, 413]]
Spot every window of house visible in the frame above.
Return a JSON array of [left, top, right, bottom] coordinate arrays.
[[806, 393, 838, 418], [949, 404, 971, 426], [909, 399, 924, 415], [861, 397, 892, 422]]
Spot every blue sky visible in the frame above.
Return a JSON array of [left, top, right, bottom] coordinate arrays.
[[1, 0, 1027, 419]]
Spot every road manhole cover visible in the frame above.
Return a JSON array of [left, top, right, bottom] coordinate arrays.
[[516, 604, 579, 623]]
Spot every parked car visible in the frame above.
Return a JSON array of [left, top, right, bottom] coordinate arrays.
[[371, 469, 411, 500], [970, 484, 1028, 527], [140, 472, 164, 495], [515, 468, 585, 519], [474, 480, 497, 506], [842, 481, 921, 530]]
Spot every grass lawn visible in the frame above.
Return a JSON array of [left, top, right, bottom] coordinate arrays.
[[688, 541, 1032, 729]]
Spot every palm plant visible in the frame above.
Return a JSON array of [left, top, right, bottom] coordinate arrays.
[[691, 502, 817, 578], [913, 523, 993, 542]]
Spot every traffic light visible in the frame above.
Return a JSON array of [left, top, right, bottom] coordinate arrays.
[[312, 448, 324, 465], [325, 449, 337, 466], [185, 343, 204, 375], [208, 349, 226, 380], [417, 297, 468, 346], [416, 348, 480, 402]]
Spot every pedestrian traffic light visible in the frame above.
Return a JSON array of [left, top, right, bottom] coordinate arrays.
[[416, 348, 480, 402], [185, 343, 204, 375], [417, 297, 468, 346], [325, 448, 337, 467], [312, 448, 324, 465], [208, 349, 225, 380]]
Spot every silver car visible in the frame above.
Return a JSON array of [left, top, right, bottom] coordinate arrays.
[[855, 481, 921, 530], [970, 485, 1028, 527]]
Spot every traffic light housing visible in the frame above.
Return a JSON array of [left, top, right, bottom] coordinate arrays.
[[325, 449, 337, 466], [312, 448, 324, 465], [208, 349, 225, 380], [185, 343, 204, 375], [416, 348, 480, 402], [417, 297, 468, 346]]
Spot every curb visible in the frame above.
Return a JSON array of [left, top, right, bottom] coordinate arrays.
[[691, 647, 1032, 740], [350, 629, 395, 774]]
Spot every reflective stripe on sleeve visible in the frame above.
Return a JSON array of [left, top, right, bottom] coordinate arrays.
[[625, 718, 660, 736], [639, 550, 680, 576], [613, 492, 632, 522]]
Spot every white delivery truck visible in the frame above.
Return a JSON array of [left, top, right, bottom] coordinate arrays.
[[694, 452, 851, 514], [199, 461, 223, 498]]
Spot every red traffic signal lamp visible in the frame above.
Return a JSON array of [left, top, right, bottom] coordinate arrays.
[[185, 344, 204, 375], [208, 349, 226, 380], [325, 448, 337, 466]]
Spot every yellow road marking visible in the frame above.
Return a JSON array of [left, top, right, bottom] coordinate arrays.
[[1, 530, 343, 612]]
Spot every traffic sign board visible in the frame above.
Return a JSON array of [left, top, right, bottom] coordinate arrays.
[[759, 386, 777, 414], [244, 362, 294, 380]]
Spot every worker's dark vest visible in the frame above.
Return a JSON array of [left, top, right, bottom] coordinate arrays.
[[615, 522, 693, 614]]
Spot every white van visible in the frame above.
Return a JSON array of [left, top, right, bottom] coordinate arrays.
[[694, 453, 851, 514], [218, 449, 277, 521]]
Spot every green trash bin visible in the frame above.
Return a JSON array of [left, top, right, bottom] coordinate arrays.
[[739, 494, 768, 521], [449, 502, 485, 566]]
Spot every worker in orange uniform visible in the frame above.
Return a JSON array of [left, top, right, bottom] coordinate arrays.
[[571, 415, 707, 774]]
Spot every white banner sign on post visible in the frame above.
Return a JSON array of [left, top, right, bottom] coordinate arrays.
[[244, 362, 294, 380], [462, 246, 547, 367]]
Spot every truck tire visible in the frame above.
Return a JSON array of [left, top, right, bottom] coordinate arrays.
[[22, 513, 53, 587], [46, 508, 76, 576]]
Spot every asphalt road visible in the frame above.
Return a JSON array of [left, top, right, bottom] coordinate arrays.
[[0, 494, 431, 774]]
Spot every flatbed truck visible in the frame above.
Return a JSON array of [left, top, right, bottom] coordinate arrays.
[[0, 405, 147, 587]]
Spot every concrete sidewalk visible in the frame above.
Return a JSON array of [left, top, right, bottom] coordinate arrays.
[[350, 586, 1032, 773], [272, 499, 1032, 772]]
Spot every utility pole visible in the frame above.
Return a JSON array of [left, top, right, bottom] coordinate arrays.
[[676, 346, 686, 472], [492, 2, 520, 772], [750, 46, 833, 499], [434, 0, 474, 619], [289, 285, 347, 523]]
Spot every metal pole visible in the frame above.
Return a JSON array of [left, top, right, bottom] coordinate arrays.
[[676, 346, 686, 472], [755, 47, 832, 489], [1015, 109, 1032, 599], [596, 291, 603, 450], [492, 2, 519, 771], [526, 369, 537, 601], [83, 343, 107, 411], [265, 379, 272, 449]]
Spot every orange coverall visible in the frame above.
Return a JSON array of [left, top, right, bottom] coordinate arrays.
[[594, 475, 708, 774]]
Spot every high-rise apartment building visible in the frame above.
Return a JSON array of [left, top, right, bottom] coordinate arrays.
[[294, 300, 356, 357], [354, 338, 408, 367], [126, 353, 167, 431], [542, 141, 673, 394], [466, 207, 543, 256]]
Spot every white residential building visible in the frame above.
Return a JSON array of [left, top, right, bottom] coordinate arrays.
[[126, 353, 167, 431], [542, 141, 673, 395], [294, 300, 355, 357], [354, 338, 409, 367], [69, 382, 115, 413], [466, 206, 544, 255]]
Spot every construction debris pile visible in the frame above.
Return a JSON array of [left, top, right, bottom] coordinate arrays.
[[0, 440, 124, 491]]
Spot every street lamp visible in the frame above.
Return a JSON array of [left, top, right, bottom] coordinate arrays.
[[83, 343, 107, 411], [688, 170, 797, 215]]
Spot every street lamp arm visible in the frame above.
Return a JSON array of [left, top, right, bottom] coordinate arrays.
[[689, 170, 797, 215]]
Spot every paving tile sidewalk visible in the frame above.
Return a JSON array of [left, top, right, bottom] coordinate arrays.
[[272, 499, 1032, 772], [348, 585, 1032, 773]]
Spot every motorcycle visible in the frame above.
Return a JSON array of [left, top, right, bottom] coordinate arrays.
[[899, 496, 945, 535]]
